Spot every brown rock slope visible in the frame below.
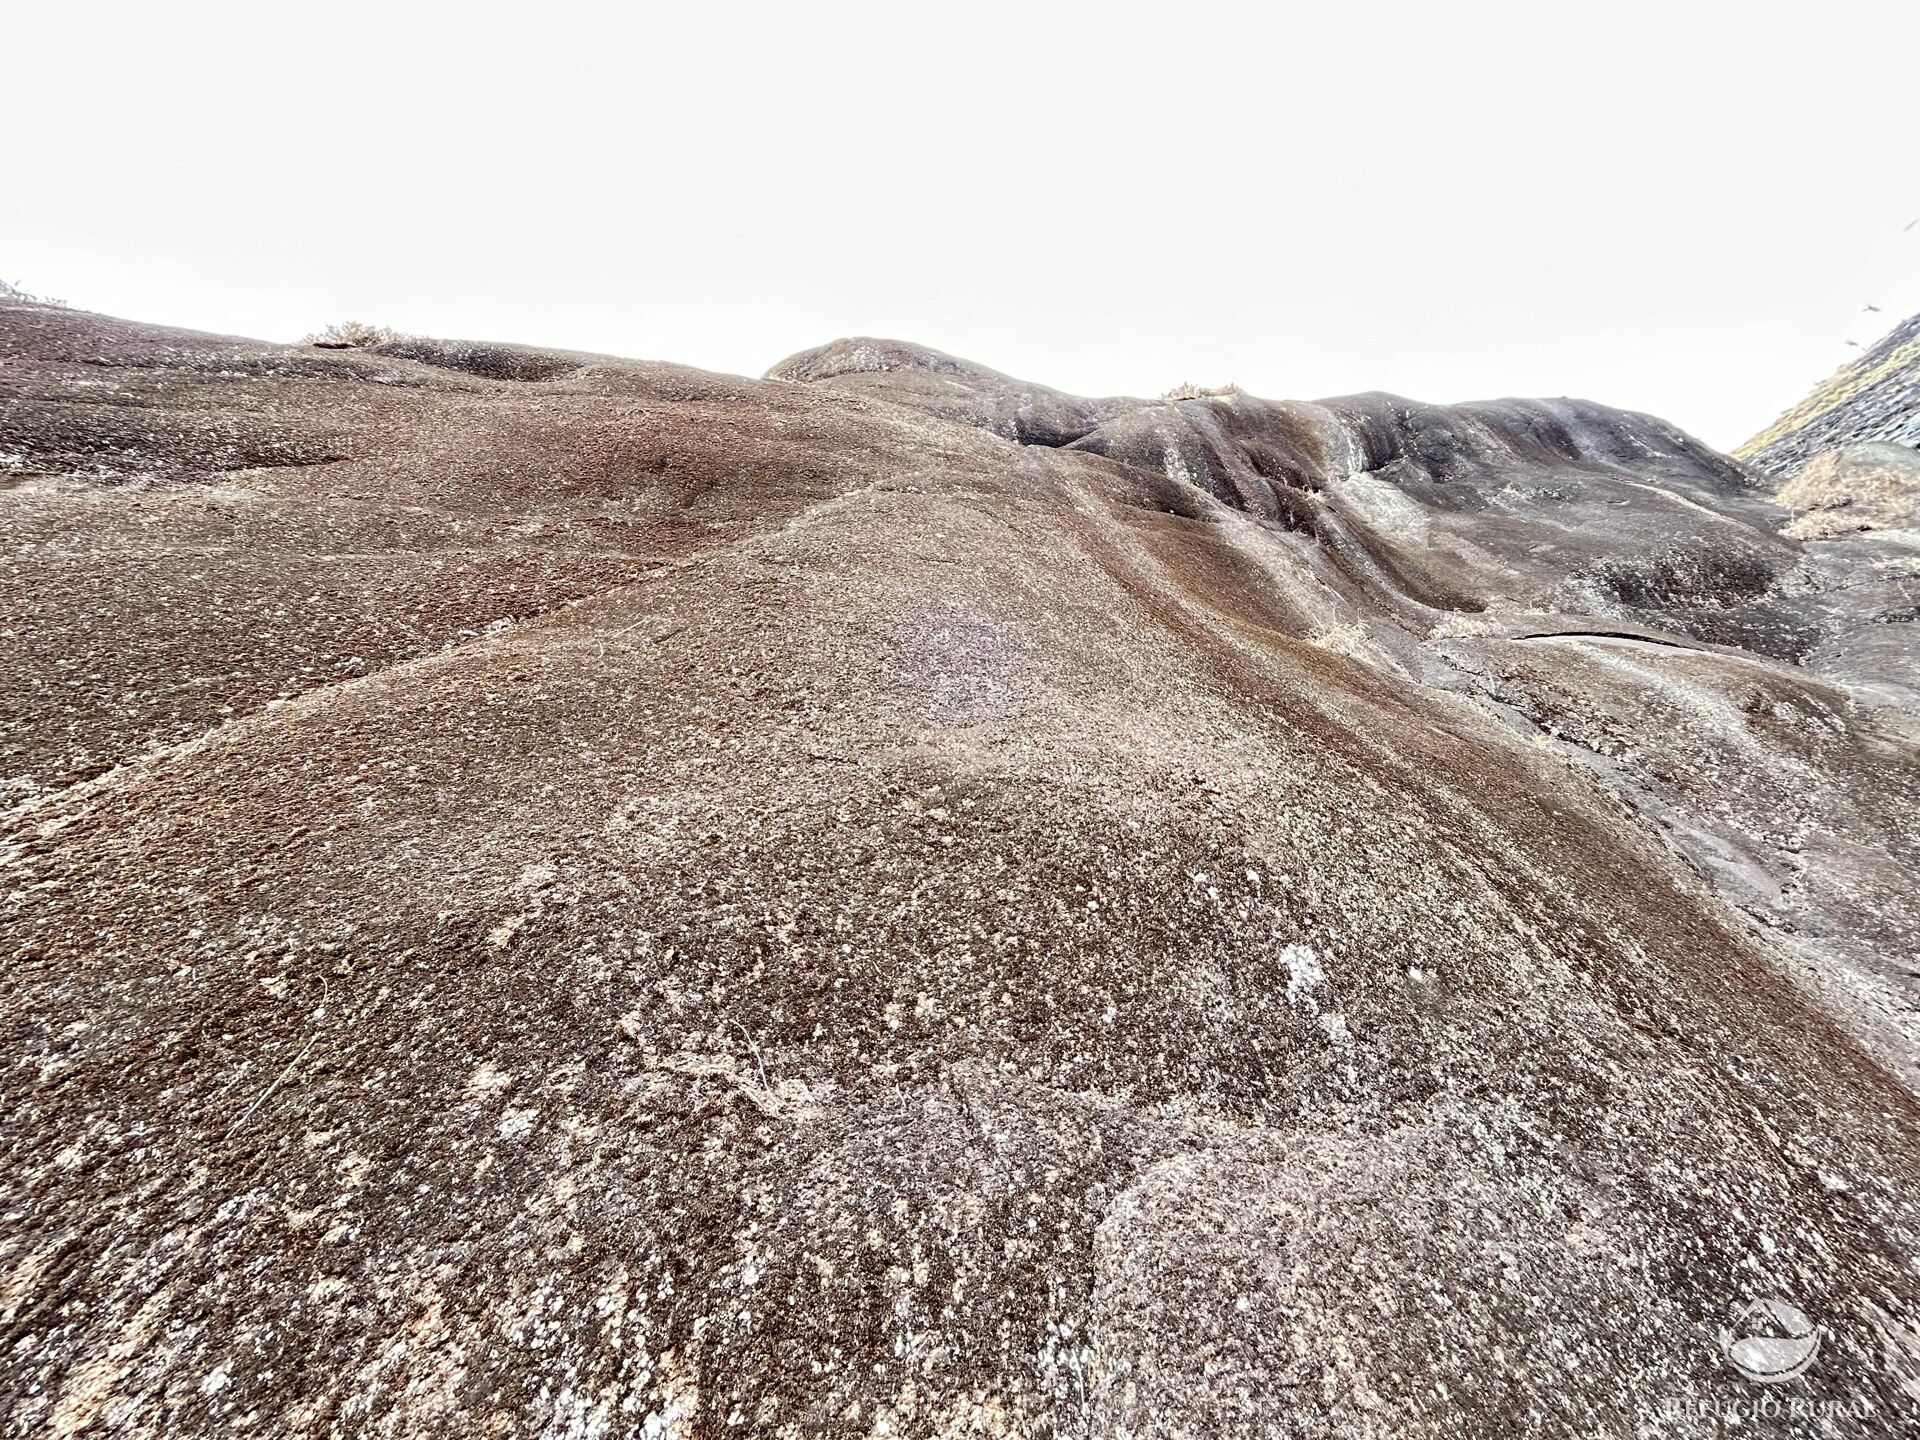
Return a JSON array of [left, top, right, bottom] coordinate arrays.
[[4, 303, 1920, 1437]]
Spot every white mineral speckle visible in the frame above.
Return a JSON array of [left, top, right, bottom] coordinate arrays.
[[1281, 944, 1325, 1007]]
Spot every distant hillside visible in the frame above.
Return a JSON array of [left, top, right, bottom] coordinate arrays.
[[1740, 311, 1920, 473]]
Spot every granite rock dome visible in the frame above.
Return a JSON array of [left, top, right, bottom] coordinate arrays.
[[4, 301, 1919, 1437]]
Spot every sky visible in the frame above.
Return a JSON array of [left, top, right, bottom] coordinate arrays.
[[8, 1, 1918, 450]]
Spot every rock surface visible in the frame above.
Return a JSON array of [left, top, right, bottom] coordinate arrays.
[[4, 302, 1920, 1437], [1740, 312, 1920, 477]]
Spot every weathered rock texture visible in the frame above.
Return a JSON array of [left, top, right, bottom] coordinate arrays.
[[4, 302, 1920, 1437]]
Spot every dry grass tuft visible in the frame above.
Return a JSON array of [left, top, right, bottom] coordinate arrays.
[[1161, 382, 1244, 402], [1778, 443, 1920, 538], [0, 278, 68, 307], [1430, 612, 1499, 640], [306, 320, 406, 349]]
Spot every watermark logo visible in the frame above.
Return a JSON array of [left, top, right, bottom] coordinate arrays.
[[1654, 1295, 1871, 1424], [1722, 1297, 1821, 1385]]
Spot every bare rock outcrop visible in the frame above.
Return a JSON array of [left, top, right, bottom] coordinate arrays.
[[4, 300, 1919, 1437]]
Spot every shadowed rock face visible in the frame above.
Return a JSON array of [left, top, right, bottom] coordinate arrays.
[[4, 306, 1920, 1437]]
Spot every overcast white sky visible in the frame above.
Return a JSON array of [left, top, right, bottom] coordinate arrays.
[[9, 1, 1917, 448]]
